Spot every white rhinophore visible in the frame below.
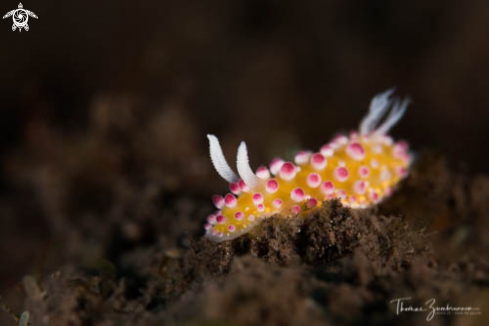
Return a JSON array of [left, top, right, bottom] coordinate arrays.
[[237, 141, 259, 189], [207, 134, 239, 183]]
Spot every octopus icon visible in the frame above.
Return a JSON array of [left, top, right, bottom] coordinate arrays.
[[3, 3, 38, 32]]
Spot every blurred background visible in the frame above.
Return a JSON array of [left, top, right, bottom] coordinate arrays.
[[1, 0, 489, 324]]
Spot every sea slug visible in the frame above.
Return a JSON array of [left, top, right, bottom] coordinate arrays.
[[205, 89, 412, 242]]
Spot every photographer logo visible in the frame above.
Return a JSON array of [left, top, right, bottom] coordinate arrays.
[[3, 3, 38, 32]]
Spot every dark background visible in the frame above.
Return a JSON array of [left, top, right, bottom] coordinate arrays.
[[1, 0, 489, 324], [2, 0, 489, 174]]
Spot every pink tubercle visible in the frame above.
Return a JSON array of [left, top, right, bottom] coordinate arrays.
[[204, 223, 212, 231], [334, 166, 349, 182], [295, 151, 312, 165], [385, 187, 393, 196], [291, 187, 305, 202], [393, 142, 408, 159], [353, 180, 367, 195], [358, 165, 370, 178], [224, 193, 237, 208], [333, 135, 349, 146], [336, 190, 347, 199], [311, 153, 327, 170], [228, 224, 236, 233], [321, 181, 335, 195], [279, 162, 297, 181], [256, 166, 271, 179], [349, 195, 357, 203], [370, 191, 379, 202], [307, 197, 318, 208], [370, 159, 379, 169], [257, 204, 265, 212], [272, 198, 283, 209], [235, 211, 244, 221], [229, 182, 241, 195], [307, 173, 322, 188], [396, 166, 407, 177], [207, 214, 217, 224], [213, 195, 224, 209], [252, 193, 264, 205], [218, 232, 223, 237], [270, 158, 285, 175], [320, 144, 334, 157], [266, 179, 279, 193], [373, 145, 383, 154], [346, 142, 366, 161], [381, 135, 394, 146], [394, 141, 411, 163], [248, 214, 255, 222], [238, 179, 250, 192], [330, 142, 340, 150], [396, 140, 409, 151], [291, 205, 301, 214], [216, 214, 226, 224], [380, 168, 392, 182]]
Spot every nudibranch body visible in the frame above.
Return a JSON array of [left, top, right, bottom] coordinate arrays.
[[205, 89, 413, 242]]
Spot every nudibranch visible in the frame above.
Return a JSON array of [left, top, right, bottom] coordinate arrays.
[[204, 89, 413, 242]]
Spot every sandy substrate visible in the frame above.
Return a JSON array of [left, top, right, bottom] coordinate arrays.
[[1, 149, 488, 325]]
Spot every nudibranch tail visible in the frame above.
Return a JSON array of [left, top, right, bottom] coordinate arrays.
[[205, 89, 413, 242]]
